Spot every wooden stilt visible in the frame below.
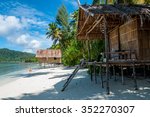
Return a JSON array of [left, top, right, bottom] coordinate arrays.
[[106, 64, 110, 94], [104, 16, 110, 95], [133, 62, 138, 90], [100, 64, 104, 88], [144, 65, 146, 79], [109, 66, 112, 79], [87, 40, 91, 62], [90, 65, 93, 82], [113, 65, 117, 81], [121, 65, 125, 85], [94, 61, 97, 84]]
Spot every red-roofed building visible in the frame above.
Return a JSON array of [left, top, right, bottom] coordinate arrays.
[[36, 49, 62, 64]]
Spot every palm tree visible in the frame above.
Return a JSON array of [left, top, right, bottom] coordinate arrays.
[[46, 23, 62, 45], [56, 5, 69, 29], [70, 10, 79, 35], [46, 4, 72, 47], [56, 5, 71, 50]]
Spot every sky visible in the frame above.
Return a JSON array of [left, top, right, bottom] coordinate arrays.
[[0, 0, 92, 53]]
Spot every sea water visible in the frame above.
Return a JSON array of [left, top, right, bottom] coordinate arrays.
[[0, 62, 39, 86]]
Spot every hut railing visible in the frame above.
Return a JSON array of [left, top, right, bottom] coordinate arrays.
[[103, 50, 137, 61]]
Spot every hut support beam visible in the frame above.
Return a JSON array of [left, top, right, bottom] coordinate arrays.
[[133, 63, 138, 90], [113, 65, 117, 81], [144, 65, 146, 79], [86, 16, 104, 34], [94, 61, 97, 84], [87, 40, 91, 62], [121, 65, 125, 85], [77, 15, 90, 35], [90, 65, 93, 82], [100, 64, 104, 88], [87, 40, 93, 81], [104, 16, 110, 95]]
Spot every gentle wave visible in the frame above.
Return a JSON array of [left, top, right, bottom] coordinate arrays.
[[0, 62, 39, 85]]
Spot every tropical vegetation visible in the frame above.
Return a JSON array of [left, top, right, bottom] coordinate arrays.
[[46, 0, 149, 66], [0, 48, 37, 62]]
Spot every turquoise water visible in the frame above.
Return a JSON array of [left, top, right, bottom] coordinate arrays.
[[0, 62, 38, 85]]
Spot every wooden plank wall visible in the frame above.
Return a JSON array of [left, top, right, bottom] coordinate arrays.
[[119, 18, 139, 59], [37, 58, 62, 64], [138, 19, 150, 60], [109, 18, 150, 60], [109, 26, 119, 52]]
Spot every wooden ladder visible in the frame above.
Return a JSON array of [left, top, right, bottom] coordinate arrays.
[[61, 59, 85, 91]]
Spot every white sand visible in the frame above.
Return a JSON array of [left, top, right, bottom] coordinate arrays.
[[0, 66, 150, 100]]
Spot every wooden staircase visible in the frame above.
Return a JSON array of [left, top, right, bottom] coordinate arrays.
[[61, 59, 86, 91]]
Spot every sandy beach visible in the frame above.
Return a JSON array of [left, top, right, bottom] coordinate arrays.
[[0, 66, 150, 100]]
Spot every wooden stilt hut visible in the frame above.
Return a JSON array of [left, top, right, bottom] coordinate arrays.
[[36, 49, 62, 66], [77, 3, 150, 94]]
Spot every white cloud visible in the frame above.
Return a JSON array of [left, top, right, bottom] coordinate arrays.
[[0, 1, 53, 53], [15, 34, 28, 45], [14, 34, 41, 51], [6, 33, 42, 53], [21, 17, 48, 28], [0, 1, 51, 30], [29, 40, 41, 49], [0, 15, 23, 36]]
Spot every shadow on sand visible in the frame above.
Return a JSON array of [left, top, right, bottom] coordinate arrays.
[[2, 69, 150, 100], [12, 72, 51, 78]]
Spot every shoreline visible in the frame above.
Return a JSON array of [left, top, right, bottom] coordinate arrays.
[[0, 64, 39, 86], [0, 66, 150, 100]]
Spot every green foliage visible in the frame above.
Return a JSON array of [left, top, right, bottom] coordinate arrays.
[[46, 23, 62, 45], [0, 48, 36, 62], [90, 40, 104, 61], [56, 5, 69, 29], [62, 40, 83, 66], [46, 5, 105, 66], [47, 5, 71, 50], [145, 0, 150, 4], [116, 0, 138, 4], [123, 0, 138, 4], [50, 44, 61, 49], [92, 0, 100, 5]]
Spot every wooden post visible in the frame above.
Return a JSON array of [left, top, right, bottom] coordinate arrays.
[[90, 65, 93, 82], [100, 63, 104, 88], [94, 61, 97, 84], [87, 40, 91, 62], [87, 40, 93, 81], [133, 62, 138, 90], [121, 65, 125, 85], [104, 16, 110, 95], [144, 65, 146, 79], [113, 65, 117, 81]]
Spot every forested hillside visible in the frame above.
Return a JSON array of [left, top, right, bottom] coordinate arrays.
[[0, 48, 36, 62]]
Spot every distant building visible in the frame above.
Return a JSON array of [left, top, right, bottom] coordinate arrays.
[[36, 49, 62, 64]]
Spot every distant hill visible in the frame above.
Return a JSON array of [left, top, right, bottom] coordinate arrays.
[[0, 48, 37, 62]]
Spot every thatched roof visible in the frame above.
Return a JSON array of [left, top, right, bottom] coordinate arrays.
[[77, 4, 150, 40], [36, 49, 62, 58]]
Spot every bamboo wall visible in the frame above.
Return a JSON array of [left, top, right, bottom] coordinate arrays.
[[109, 18, 150, 60], [119, 18, 139, 55], [37, 58, 62, 64], [109, 26, 119, 51], [138, 19, 150, 60]]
